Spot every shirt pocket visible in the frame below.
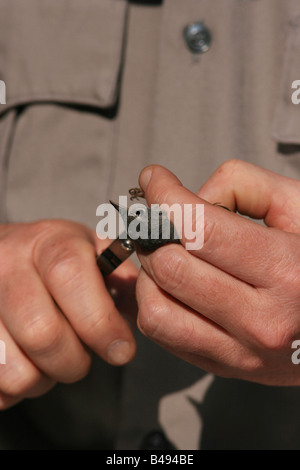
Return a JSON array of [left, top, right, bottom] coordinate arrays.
[[0, 0, 127, 225], [272, 14, 300, 145], [0, 0, 127, 112]]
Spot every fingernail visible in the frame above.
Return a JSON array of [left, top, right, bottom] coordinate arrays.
[[139, 166, 153, 191], [106, 340, 134, 366]]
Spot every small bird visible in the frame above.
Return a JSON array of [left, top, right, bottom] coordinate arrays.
[[96, 192, 231, 276], [96, 201, 180, 276]]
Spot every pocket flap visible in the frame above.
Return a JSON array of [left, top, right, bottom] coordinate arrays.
[[272, 15, 300, 144], [0, 0, 127, 114]]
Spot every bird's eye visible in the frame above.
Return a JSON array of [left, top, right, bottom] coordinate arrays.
[[128, 204, 147, 218], [135, 208, 147, 217]]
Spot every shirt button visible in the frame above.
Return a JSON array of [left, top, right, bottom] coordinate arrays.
[[183, 21, 212, 54]]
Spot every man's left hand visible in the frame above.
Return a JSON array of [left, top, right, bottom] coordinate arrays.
[[135, 161, 300, 386]]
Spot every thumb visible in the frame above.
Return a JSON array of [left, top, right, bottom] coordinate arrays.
[[197, 159, 300, 233]]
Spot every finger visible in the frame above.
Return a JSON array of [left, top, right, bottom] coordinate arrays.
[[0, 392, 22, 410], [137, 243, 266, 342], [105, 259, 139, 331], [197, 159, 300, 233], [0, 319, 55, 410], [93, 234, 139, 329], [0, 266, 91, 382], [136, 269, 262, 379], [139, 165, 295, 287], [34, 225, 137, 366]]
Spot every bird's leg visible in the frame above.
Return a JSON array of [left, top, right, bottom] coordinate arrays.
[[129, 187, 145, 201]]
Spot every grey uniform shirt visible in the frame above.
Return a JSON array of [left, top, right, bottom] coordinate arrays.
[[0, 0, 300, 450]]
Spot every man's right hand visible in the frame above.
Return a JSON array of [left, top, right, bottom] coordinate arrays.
[[0, 220, 138, 409]]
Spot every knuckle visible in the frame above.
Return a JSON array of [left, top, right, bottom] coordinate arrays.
[[138, 295, 171, 339], [26, 220, 71, 255], [31, 219, 73, 238], [75, 308, 109, 342], [30, 219, 60, 236], [0, 363, 41, 398], [41, 240, 85, 289], [202, 216, 218, 253], [216, 159, 241, 178], [19, 315, 63, 357], [32, 221, 92, 283], [0, 239, 19, 279], [150, 246, 187, 292], [234, 353, 264, 376], [248, 316, 293, 353], [273, 245, 300, 292]]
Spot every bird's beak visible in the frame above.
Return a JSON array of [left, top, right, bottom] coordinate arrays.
[[109, 200, 121, 212], [109, 201, 129, 221]]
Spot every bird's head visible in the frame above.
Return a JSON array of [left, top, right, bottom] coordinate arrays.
[[109, 201, 180, 251]]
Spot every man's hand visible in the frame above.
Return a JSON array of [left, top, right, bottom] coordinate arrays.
[[0, 220, 137, 409], [136, 161, 300, 386]]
